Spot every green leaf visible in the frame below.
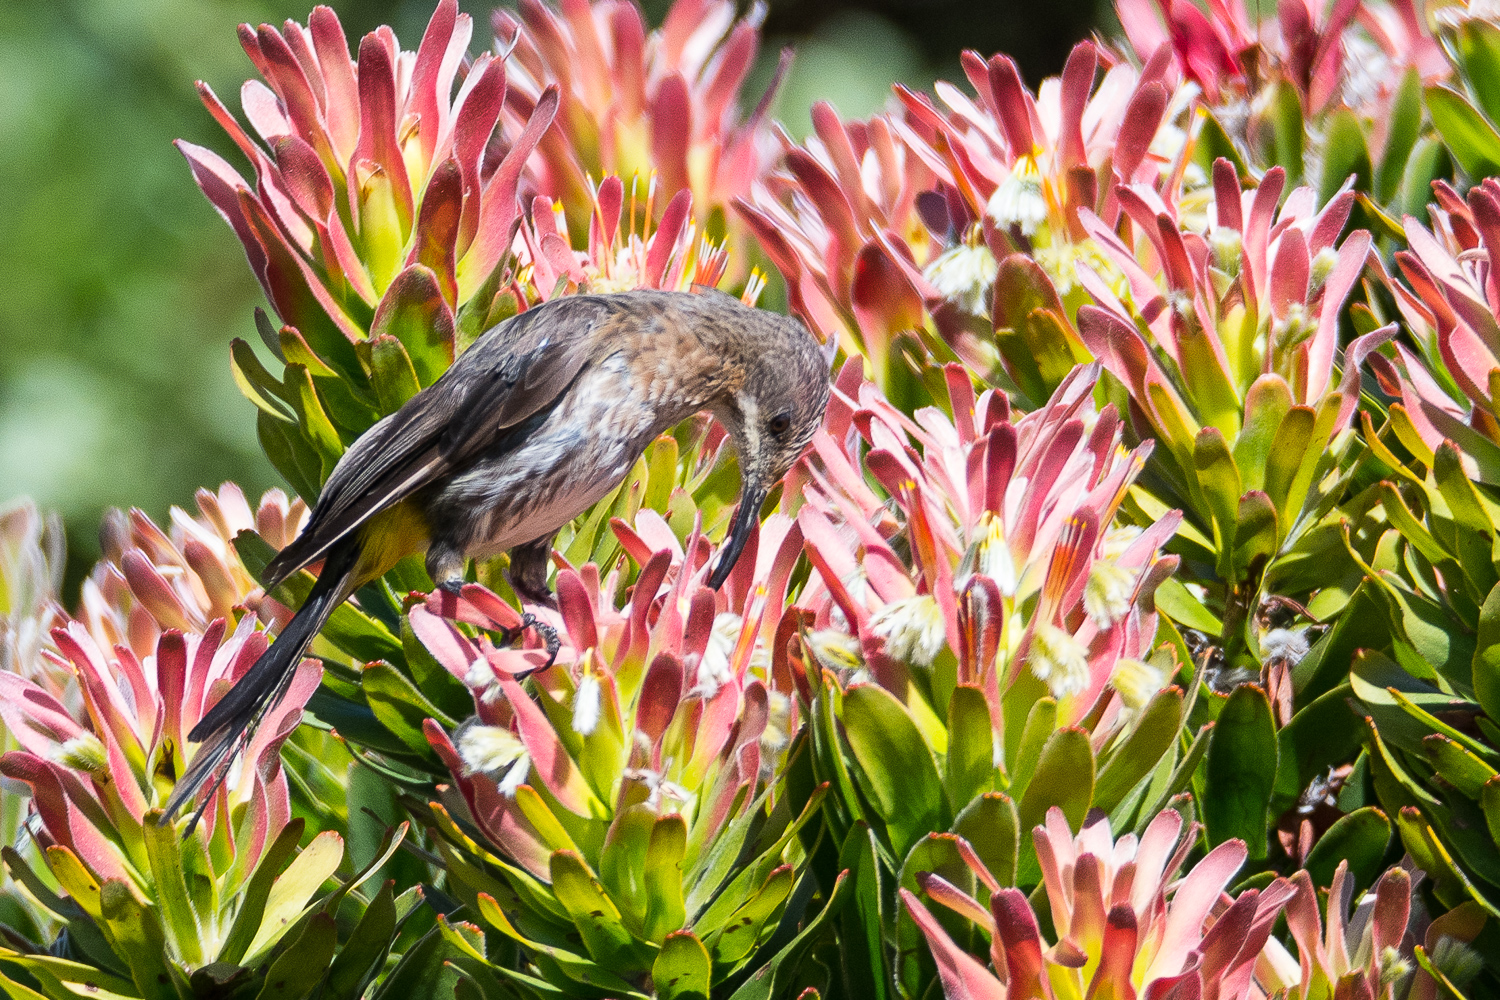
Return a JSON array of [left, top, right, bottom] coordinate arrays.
[[1153, 578, 1224, 635], [1476, 583, 1500, 722], [550, 850, 654, 975], [836, 827, 887, 1000], [1428, 84, 1500, 179], [841, 684, 947, 860], [1177, 323, 1241, 440], [991, 257, 1083, 407], [951, 792, 1019, 888], [1193, 427, 1242, 577], [1257, 79, 1305, 187], [475, 892, 644, 996], [217, 820, 305, 965], [1303, 807, 1391, 894], [644, 814, 689, 945], [704, 865, 795, 967], [653, 932, 711, 1000], [1204, 685, 1277, 860], [243, 831, 344, 964], [1233, 375, 1293, 493], [325, 880, 398, 1000], [1232, 491, 1278, 579], [370, 265, 456, 388], [1016, 727, 1095, 835], [285, 363, 344, 481], [258, 410, 322, 503], [944, 685, 997, 810], [142, 810, 203, 967], [1007, 696, 1057, 805], [1262, 406, 1316, 525], [1319, 108, 1371, 208], [254, 913, 337, 1000], [644, 436, 680, 515], [98, 881, 175, 1000], [361, 334, 423, 416], [1400, 137, 1453, 219], [1376, 68, 1424, 203], [1458, 19, 1500, 128], [231, 338, 295, 421], [1425, 734, 1499, 798], [361, 663, 455, 756], [1093, 687, 1184, 814], [725, 870, 850, 1000]]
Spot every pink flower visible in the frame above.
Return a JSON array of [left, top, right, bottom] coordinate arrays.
[[493, 0, 785, 255], [798, 359, 1180, 726], [179, 1, 561, 353], [905, 806, 1298, 1000], [1370, 178, 1500, 481]]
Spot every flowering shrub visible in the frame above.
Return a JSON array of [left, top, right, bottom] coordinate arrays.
[[10, 0, 1500, 997], [411, 509, 816, 994]]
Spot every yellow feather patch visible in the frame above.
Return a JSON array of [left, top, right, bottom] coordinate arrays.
[[353, 500, 431, 584]]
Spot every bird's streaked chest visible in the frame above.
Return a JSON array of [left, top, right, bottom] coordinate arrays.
[[429, 354, 673, 553]]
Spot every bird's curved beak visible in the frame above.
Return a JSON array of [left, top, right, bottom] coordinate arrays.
[[708, 481, 767, 589]]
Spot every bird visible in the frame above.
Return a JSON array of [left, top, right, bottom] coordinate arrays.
[[162, 288, 831, 827]]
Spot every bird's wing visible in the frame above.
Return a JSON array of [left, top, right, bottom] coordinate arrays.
[[261, 296, 611, 588]]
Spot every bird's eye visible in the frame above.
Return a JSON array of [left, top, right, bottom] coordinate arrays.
[[769, 412, 792, 435]]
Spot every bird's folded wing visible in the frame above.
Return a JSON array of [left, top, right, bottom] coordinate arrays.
[[260, 297, 609, 588]]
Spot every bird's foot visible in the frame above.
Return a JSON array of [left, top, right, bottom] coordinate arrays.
[[511, 580, 558, 610], [507, 612, 560, 680], [436, 578, 465, 596]]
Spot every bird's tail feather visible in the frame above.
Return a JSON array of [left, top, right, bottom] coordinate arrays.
[[161, 541, 360, 831]]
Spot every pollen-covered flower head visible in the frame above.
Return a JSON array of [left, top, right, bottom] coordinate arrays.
[[800, 360, 1181, 724]]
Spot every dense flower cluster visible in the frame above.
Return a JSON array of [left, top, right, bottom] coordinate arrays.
[[7, 0, 1500, 996]]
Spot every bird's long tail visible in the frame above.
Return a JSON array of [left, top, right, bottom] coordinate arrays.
[[161, 540, 361, 830]]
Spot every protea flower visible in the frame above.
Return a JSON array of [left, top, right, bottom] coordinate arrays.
[[0, 500, 68, 940], [516, 174, 762, 302], [0, 492, 421, 994], [735, 97, 939, 396], [413, 506, 819, 995], [792, 361, 1190, 939], [1372, 178, 1500, 482], [800, 360, 1180, 724], [893, 40, 1190, 284], [905, 805, 1297, 1000], [492, 0, 786, 260], [1258, 861, 1420, 1000], [1114, 0, 1442, 113], [0, 500, 67, 686], [1070, 159, 1392, 611], [179, 1, 564, 506], [736, 40, 1192, 406]]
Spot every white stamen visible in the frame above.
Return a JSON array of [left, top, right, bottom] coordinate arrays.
[[869, 595, 946, 667], [1029, 623, 1091, 699], [572, 672, 601, 736]]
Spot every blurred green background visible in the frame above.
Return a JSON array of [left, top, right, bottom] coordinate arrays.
[[0, 0, 1107, 599]]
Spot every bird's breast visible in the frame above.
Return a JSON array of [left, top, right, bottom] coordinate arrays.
[[425, 356, 664, 556]]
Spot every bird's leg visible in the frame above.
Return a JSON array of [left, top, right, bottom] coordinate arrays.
[[506, 532, 558, 609], [426, 543, 468, 596]]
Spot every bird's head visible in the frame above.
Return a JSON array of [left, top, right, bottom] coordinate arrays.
[[705, 308, 830, 589]]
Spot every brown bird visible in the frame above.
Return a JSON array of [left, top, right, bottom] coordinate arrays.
[[164, 289, 830, 826]]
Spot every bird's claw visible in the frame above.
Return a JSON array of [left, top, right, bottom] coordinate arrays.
[[436, 579, 465, 596], [505, 612, 560, 680]]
